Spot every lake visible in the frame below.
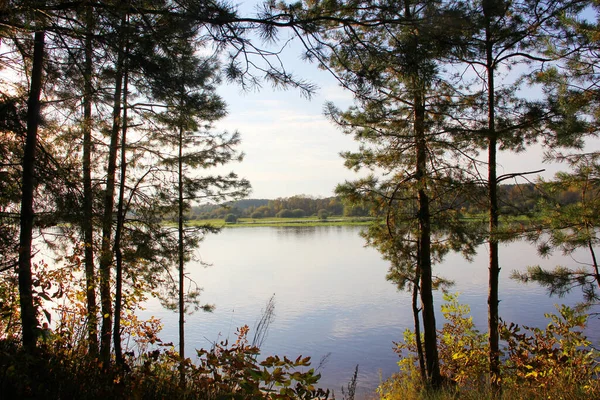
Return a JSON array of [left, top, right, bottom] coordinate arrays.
[[139, 225, 599, 399]]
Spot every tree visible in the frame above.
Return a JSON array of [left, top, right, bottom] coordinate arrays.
[[225, 213, 238, 223], [98, 6, 128, 363], [276, 209, 293, 218], [18, 26, 45, 352], [0, 97, 24, 276], [143, 26, 250, 377], [291, 209, 305, 218], [112, 31, 132, 364], [80, 1, 99, 355], [311, 0, 480, 387], [454, 0, 589, 387], [511, 0, 600, 304], [514, 153, 600, 303], [327, 198, 344, 215], [1, 1, 86, 351], [3, 0, 425, 366]]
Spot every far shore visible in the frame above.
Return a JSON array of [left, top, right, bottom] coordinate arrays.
[[189, 216, 376, 228], [187, 213, 518, 228]]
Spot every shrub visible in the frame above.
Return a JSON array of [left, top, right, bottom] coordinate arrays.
[[381, 294, 600, 399], [276, 209, 293, 218], [224, 213, 237, 223], [0, 325, 331, 400], [291, 209, 305, 218], [437, 294, 488, 388], [317, 209, 329, 220], [392, 293, 488, 395], [191, 325, 329, 399], [500, 304, 600, 397], [250, 211, 264, 219]]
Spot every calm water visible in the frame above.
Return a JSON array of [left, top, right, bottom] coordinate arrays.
[[139, 226, 599, 398]]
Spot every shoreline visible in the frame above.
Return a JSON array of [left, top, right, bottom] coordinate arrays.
[[188, 216, 376, 228]]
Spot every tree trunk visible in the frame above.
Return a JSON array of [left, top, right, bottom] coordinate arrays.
[[415, 91, 441, 388], [412, 266, 426, 381], [589, 240, 600, 291], [113, 65, 129, 365], [82, 2, 98, 355], [19, 29, 45, 351], [485, 18, 501, 391], [178, 121, 186, 386], [99, 15, 126, 364]]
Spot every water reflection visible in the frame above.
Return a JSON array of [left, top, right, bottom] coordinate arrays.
[[139, 226, 599, 399], [273, 225, 348, 237]]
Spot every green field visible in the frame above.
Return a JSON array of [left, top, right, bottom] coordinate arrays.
[[188, 213, 536, 229], [189, 216, 376, 228]]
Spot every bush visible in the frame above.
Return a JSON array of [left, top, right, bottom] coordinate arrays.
[[291, 209, 305, 218], [317, 209, 329, 220], [0, 326, 331, 400], [500, 304, 600, 395], [380, 294, 600, 399], [192, 325, 329, 399], [224, 213, 237, 223], [250, 211, 264, 219], [276, 209, 293, 218]]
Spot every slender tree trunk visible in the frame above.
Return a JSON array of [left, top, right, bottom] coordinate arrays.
[[415, 91, 441, 388], [588, 240, 600, 291], [581, 182, 600, 289], [113, 65, 129, 365], [178, 121, 186, 386], [485, 19, 501, 391], [99, 15, 126, 364], [82, 2, 98, 355], [412, 265, 426, 381], [19, 29, 45, 351]]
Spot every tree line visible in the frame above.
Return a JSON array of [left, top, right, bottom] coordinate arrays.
[[190, 196, 365, 219], [1, 0, 600, 398], [189, 182, 591, 220]]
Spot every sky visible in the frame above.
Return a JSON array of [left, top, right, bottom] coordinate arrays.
[[214, 53, 358, 199], [208, 1, 360, 199], [209, 2, 599, 200]]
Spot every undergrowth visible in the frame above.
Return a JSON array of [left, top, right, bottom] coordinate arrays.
[[0, 325, 330, 400], [378, 293, 600, 400]]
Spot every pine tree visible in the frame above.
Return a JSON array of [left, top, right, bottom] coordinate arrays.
[[453, 0, 588, 388], [316, 0, 480, 387], [514, 152, 600, 302], [145, 38, 250, 381], [19, 26, 45, 352]]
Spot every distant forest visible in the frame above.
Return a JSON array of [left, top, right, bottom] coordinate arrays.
[[190, 182, 584, 220]]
